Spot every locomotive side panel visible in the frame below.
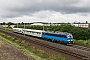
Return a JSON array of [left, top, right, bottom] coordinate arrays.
[[42, 32, 73, 44]]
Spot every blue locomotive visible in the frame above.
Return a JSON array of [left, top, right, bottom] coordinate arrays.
[[42, 32, 73, 45]]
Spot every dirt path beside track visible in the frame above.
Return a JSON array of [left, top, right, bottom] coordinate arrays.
[[0, 39, 34, 60]]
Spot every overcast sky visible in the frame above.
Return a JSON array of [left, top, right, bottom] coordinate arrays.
[[0, 0, 90, 23]]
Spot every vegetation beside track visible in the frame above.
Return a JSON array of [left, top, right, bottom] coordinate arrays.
[[0, 26, 12, 30], [74, 39, 90, 46], [0, 32, 67, 60]]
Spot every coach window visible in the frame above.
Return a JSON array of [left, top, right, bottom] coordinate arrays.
[[39, 32, 41, 34], [30, 31, 32, 33], [37, 32, 38, 34], [28, 31, 30, 33], [37, 32, 39, 34]]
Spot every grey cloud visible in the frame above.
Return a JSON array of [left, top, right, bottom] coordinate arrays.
[[1, 0, 90, 18]]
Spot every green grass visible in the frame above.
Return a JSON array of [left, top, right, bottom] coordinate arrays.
[[0, 32, 67, 60], [0, 26, 12, 30], [74, 39, 90, 46], [0, 34, 44, 60]]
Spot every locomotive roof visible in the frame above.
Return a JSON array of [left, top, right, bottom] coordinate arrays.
[[44, 31, 71, 35]]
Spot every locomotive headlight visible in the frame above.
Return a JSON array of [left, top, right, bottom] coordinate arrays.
[[67, 40, 70, 41], [71, 40, 73, 41]]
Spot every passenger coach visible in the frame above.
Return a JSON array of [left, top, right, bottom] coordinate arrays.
[[13, 28, 22, 33], [23, 29, 43, 37]]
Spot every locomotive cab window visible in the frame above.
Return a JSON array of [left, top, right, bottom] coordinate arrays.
[[67, 35, 73, 38], [62, 35, 67, 38]]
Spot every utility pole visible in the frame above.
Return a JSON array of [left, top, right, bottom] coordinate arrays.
[[43, 24, 44, 31], [24, 23, 25, 37], [47, 10, 49, 26], [17, 23, 18, 28], [5, 22, 6, 30]]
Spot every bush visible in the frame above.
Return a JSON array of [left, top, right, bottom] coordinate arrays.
[[10, 38, 16, 41], [6, 36, 11, 39], [15, 40, 21, 43], [0, 33, 5, 37]]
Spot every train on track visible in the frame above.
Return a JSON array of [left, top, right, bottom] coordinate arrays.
[[12, 28, 73, 45]]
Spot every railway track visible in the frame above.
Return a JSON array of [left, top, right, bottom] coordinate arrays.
[[27, 40, 89, 60], [0, 29, 90, 60], [71, 45, 90, 52]]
